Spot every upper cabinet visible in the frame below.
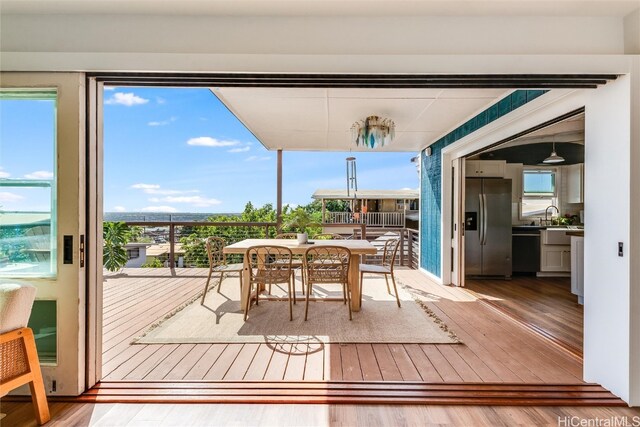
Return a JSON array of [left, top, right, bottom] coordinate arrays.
[[504, 163, 523, 203], [566, 163, 584, 203], [465, 160, 506, 178]]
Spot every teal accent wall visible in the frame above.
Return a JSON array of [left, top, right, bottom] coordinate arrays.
[[419, 90, 547, 277]]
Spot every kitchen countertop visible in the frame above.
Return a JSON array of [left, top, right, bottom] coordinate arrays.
[[566, 231, 585, 237]]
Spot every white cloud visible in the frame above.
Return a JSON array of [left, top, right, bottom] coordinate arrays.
[[228, 146, 251, 153], [245, 156, 271, 162], [24, 170, 54, 179], [148, 117, 177, 126], [153, 195, 222, 207], [140, 205, 178, 213], [131, 183, 160, 190], [112, 206, 127, 212], [0, 192, 24, 202], [104, 87, 115, 91], [0, 167, 10, 178], [187, 137, 240, 147], [105, 92, 149, 106]]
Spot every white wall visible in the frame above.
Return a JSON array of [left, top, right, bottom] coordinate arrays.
[[582, 75, 633, 403], [0, 14, 630, 72]]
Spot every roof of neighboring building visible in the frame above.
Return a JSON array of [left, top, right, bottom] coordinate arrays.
[[146, 243, 185, 257], [312, 189, 419, 200], [124, 242, 152, 248]]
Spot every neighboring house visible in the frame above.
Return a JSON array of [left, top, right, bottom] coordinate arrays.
[[312, 189, 419, 230], [145, 243, 185, 268], [123, 243, 151, 268]]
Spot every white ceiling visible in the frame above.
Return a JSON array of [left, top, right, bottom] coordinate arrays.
[[2, 0, 638, 17], [212, 87, 511, 152]]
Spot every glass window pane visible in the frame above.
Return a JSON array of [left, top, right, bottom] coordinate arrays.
[[0, 90, 57, 277], [28, 300, 57, 364], [523, 171, 555, 196]]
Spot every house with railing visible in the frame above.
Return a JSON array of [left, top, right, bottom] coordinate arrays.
[[313, 189, 419, 230]]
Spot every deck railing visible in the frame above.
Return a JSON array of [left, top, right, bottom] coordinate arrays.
[[324, 211, 406, 227], [118, 221, 417, 269]]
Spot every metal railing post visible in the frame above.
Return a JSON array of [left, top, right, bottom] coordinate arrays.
[[400, 229, 405, 266], [169, 223, 175, 268], [408, 229, 414, 269]]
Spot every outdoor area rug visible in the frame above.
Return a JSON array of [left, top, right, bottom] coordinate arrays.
[[134, 274, 459, 345]]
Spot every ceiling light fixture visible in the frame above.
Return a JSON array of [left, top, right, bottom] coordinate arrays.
[[352, 115, 395, 149], [543, 139, 565, 164]]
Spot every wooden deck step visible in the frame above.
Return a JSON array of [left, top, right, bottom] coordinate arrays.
[[67, 381, 627, 406]]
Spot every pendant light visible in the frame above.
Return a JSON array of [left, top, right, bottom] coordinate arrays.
[[543, 138, 565, 164]]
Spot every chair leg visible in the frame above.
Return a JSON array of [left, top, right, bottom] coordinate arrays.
[[291, 272, 297, 304], [384, 275, 391, 294], [342, 282, 347, 304], [216, 271, 225, 293], [23, 329, 50, 425], [288, 278, 294, 321], [304, 278, 312, 321], [244, 282, 252, 321], [390, 274, 401, 308], [345, 280, 353, 321], [201, 267, 213, 305]]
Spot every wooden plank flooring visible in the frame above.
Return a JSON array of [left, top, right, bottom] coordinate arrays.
[[4, 400, 639, 427], [465, 276, 583, 352], [102, 268, 585, 384]]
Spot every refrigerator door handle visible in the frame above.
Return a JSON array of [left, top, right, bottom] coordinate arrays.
[[478, 193, 484, 244], [482, 193, 488, 245]]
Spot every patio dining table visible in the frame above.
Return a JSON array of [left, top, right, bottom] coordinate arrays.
[[223, 238, 378, 313]]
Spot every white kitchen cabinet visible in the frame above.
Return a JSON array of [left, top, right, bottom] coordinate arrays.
[[465, 160, 506, 178], [570, 235, 584, 304], [540, 245, 571, 272], [504, 163, 523, 202], [566, 163, 584, 203]]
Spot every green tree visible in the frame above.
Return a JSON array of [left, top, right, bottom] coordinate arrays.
[[103, 221, 129, 272], [141, 257, 163, 268]]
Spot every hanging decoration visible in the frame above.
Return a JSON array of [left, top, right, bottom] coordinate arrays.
[[351, 115, 395, 149]]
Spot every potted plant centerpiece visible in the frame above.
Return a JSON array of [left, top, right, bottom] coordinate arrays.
[[284, 208, 321, 244]]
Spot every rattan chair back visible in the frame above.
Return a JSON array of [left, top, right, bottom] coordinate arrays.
[[245, 245, 294, 285], [304, 246, 350, 284]]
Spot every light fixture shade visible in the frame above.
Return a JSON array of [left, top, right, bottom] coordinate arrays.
[[352, 115, 395, 149], [543, 142, 565, 164]]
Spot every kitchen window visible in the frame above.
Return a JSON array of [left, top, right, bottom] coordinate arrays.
[[521, 169, 557, 218]]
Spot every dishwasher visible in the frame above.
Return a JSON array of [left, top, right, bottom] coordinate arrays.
[[512, 227, 541, 274]]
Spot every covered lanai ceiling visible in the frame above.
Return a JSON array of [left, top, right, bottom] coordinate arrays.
[[212, 87, 512, 152]]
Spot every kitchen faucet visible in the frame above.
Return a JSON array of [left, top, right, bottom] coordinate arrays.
[[544, 205, 560, 224]]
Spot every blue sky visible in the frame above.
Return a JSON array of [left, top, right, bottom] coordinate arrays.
[[1, 88, 419, 213]]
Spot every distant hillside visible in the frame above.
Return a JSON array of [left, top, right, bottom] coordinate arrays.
[[103, 212, 241, 222]]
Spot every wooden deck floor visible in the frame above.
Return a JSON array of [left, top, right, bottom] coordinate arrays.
[[102, 268, 584, 384], [465, 276, 583, 352]]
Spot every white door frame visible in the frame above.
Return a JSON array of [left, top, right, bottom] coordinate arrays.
[[1, 72, 87, 396]]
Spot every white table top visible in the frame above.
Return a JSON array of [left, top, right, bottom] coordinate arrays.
[[223, 238, 378, 255]]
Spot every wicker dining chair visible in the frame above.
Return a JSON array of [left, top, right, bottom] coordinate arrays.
[[200, 236, 244, 305], [275, 232, 305, 294], [0, 283, 50, 425], [359, 238, 402, 307], [312, 233, 345, 240], [303, 246, 352, 321], [244, 245, 295, 321]]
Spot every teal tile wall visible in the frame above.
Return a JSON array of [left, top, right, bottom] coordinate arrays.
[[419, 90, 547, 277]]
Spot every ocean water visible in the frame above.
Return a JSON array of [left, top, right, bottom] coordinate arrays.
[[103, 212, 240, 222]]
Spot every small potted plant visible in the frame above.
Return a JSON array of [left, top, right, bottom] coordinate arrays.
[[284, 208, 321, 244]]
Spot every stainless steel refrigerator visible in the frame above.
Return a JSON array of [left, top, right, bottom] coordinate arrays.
[[465, 178, 512, 277]]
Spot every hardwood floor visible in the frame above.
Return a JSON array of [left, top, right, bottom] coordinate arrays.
[[101, 268, 585, 385], [3, 401, 639, 427], [464, 276, 583, 353]]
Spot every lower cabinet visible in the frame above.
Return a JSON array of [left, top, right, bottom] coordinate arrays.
[[540, 244, 571, 272]]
